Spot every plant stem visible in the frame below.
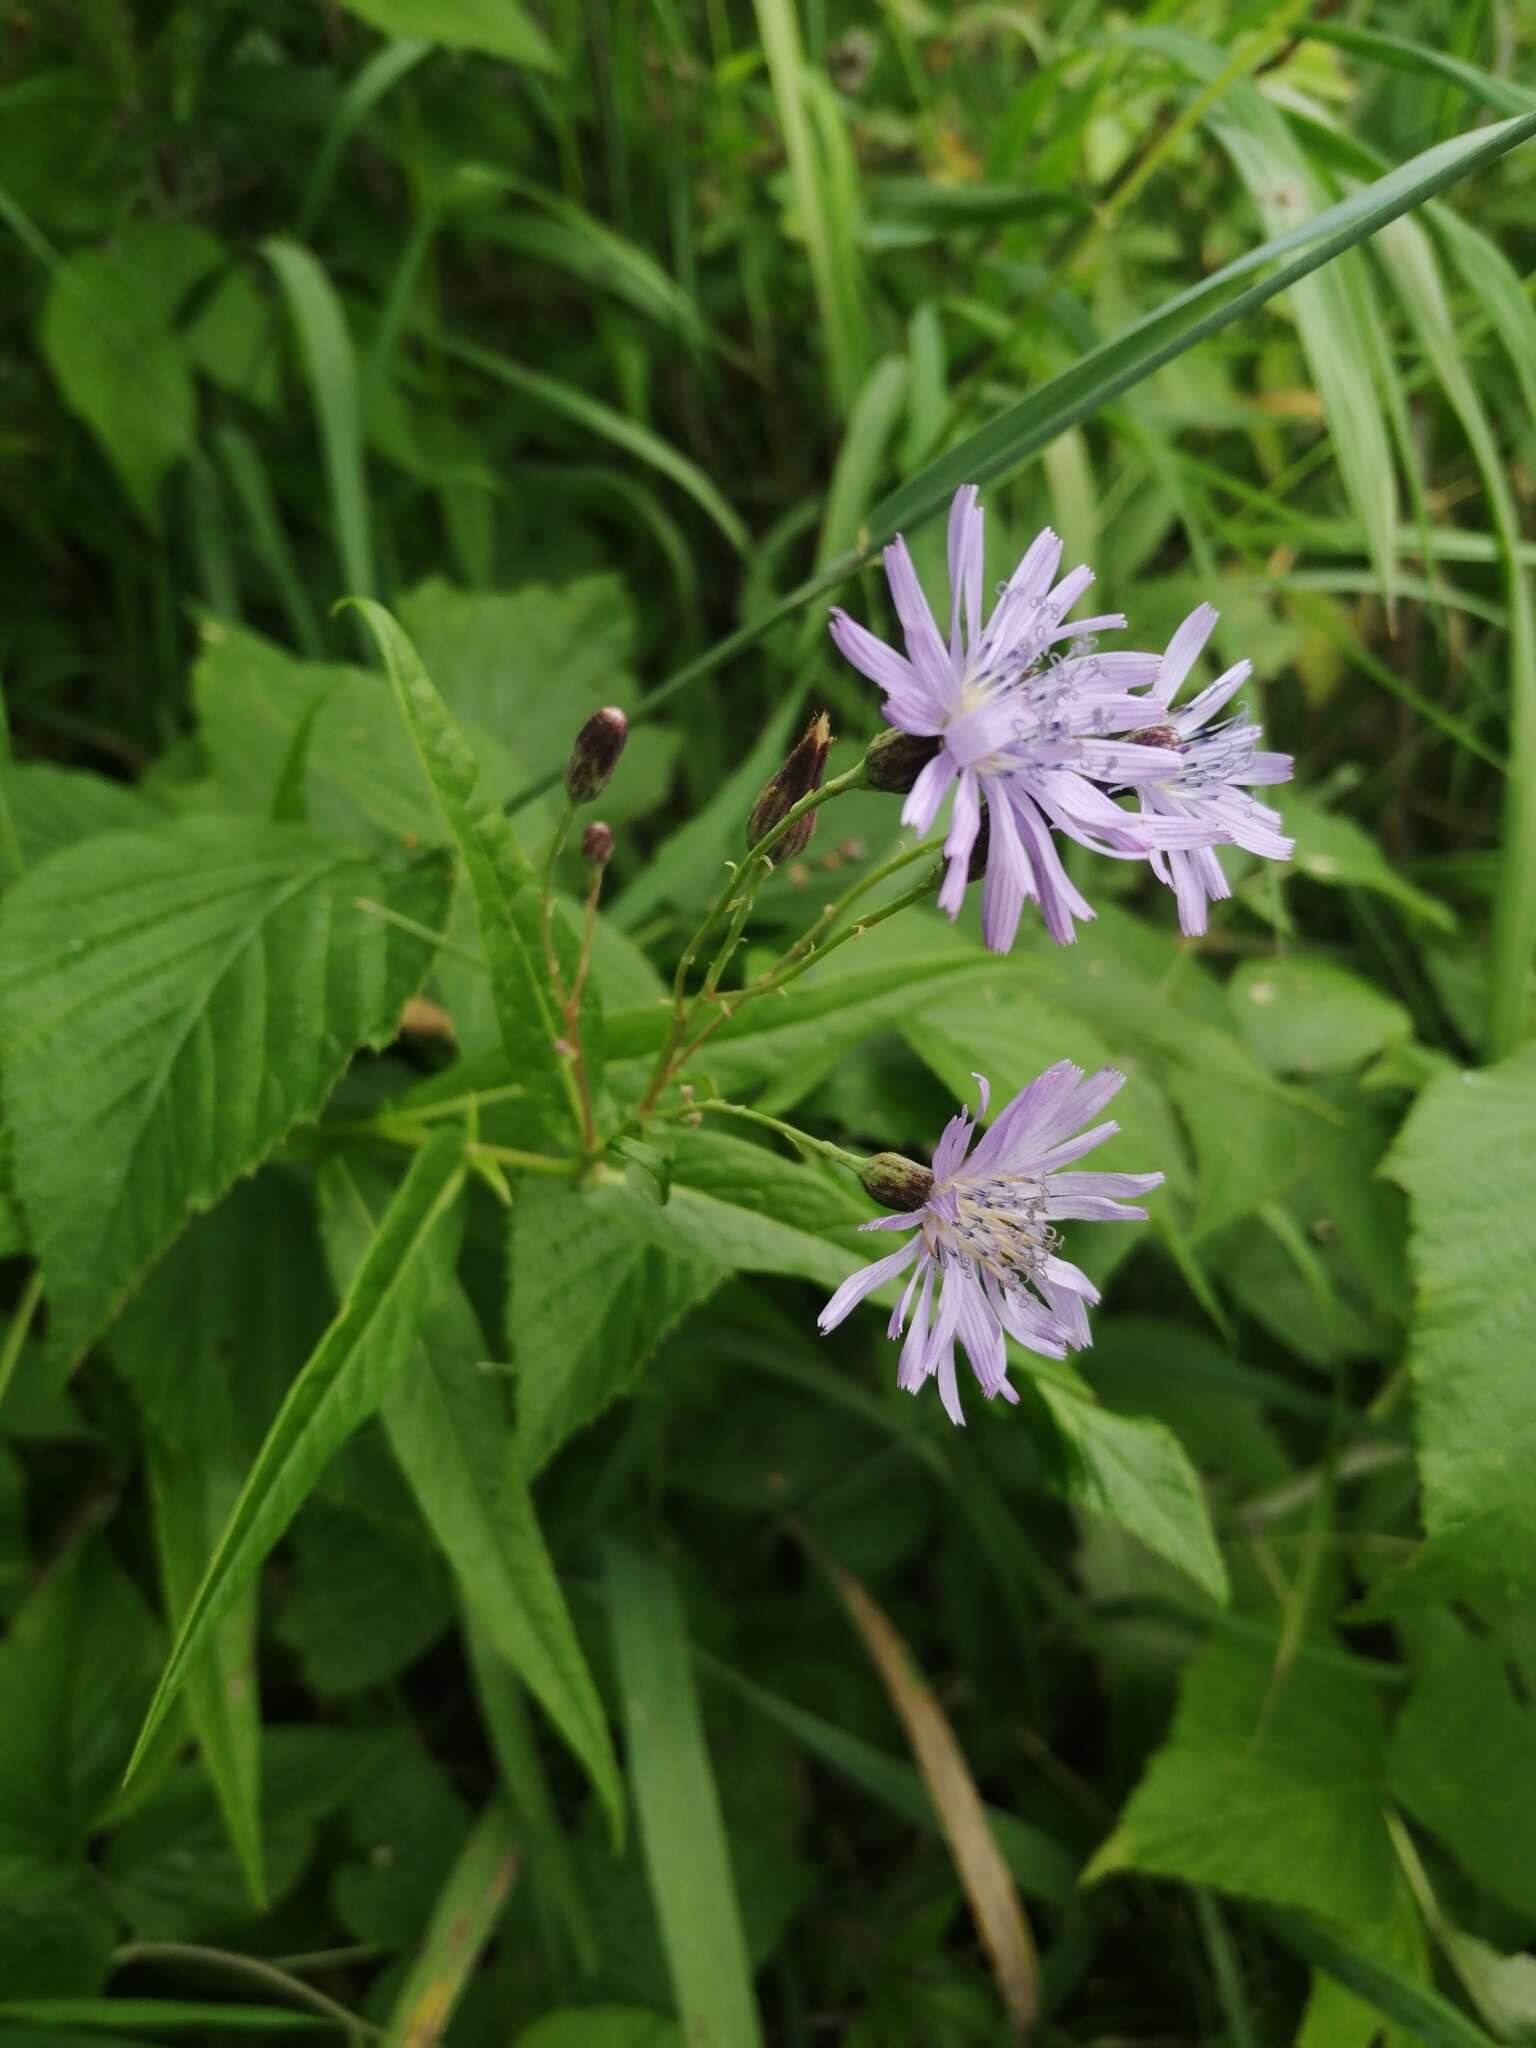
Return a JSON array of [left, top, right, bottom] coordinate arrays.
[[539, 798, 577, 1002], [672, 1097, 867, 1174], [112, 1941, 377, 2040], [772, 834, 941, 974], [0, 1268, 44, 1412]]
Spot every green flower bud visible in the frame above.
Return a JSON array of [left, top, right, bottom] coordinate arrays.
[[865, 726, 940, 795], [860, 1151, 934, 1212]]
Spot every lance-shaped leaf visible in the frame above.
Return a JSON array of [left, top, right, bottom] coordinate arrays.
[[344, 598, 584, 1144], [124, 1129, 467, 1782]]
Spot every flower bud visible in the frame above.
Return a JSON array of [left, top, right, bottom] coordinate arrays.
[[565, 706, 628, 804], [582, 820, 614, 868], [861, 1151, 934, 1213], [865, 727, 940, 795], [747, 711, 832, 862]]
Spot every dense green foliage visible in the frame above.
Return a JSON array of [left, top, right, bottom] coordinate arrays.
[[4, 2, 1536, 2042]]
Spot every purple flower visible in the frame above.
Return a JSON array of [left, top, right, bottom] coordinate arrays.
[[818, 1064, 1162, 1425], [1128, 603, 1294, 935], [830, 486, 1225, 951]]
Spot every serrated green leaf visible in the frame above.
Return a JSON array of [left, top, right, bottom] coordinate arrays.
[[1087, 1632, 1393, 1920], [345, 598, 582, 1145], [1380, 1047, 1536, 1602], [0, 820, 446, 1364], [322, 1155, 623, 1840], [1036, 1382, 1228, 1605], [124, 1129, 467, 1782]]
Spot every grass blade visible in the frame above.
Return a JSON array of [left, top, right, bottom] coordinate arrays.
[[505, 109, 1536, 811], [432, 331, 748, 554], [264, 239, 374, 602], [1262, 1910, 1499, 2048], [297, 36, 431, 239], [381, 1802, 519, 2048], [813, 1543, 1040, 2039], [123, 1129, 467, 1782], [606, 1543, 763, 2048]]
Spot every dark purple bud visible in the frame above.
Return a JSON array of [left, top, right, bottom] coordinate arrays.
[[582, 820, 614, 868], [1125, 723, 1182, 752], [747, 711, 832, 862], [861, 1151, 934, 1212], [865, 726, 941, 795], [565, 706, 628, 803]]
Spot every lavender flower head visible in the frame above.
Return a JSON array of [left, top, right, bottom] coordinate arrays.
[[830, 485, 1226, 950], [818, 1062, 1162, 1425], [1128, 603, 1295, 935]]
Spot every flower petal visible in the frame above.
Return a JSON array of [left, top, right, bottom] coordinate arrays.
[[818, 1236, 921, 1334]]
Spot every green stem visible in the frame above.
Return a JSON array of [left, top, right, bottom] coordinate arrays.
[[771, 834, 941, 974], [325, 1118, 582, 1178], [353, 897, 484, 971], [673, 1097, 867, 1174], [636, 761, 869, 1117], [540, 798, 577, 1003], [111, 1941, 376, 2041], [0, 1268, 44, 1413]]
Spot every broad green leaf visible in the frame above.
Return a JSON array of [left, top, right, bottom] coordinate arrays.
[[1389, 1614, 1536, 1920], [1087, 1632, 1395, 1921], [1228, 957, 1412, 1075], [0, 1538, 161, 1856], [345, 598, 582, 1144], [337, 0, 556, 69], [1265, 1910, 1501, 2048], [37, 221, 223, 524], [606, 1545, 764, 2048], [0, 820, 447, 1363], [263, 240, 373, 602], [381, 1802, 518, 2048], [510, 1171, 723, 1474], [124, 1129, 467, 1780], [515, 2015, 682, 2048], [0, 1857, 117, 2001], [2, 765, 160, 870], [1286, 796, 1455, 930], [1380, 1047, 1536, 1602], [1036, 1381, 1228, 1605], [332, 1739, 468, 1950], [110, 1173, 329, 1907], [322, 1156, 623, 1839], [272, 1489, 451, 1696]]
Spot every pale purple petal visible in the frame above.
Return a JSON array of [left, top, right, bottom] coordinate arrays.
[[901, 750, 957, 833], [1156, 603, 1218, 704], [883, 535, 956, 702], [938, 769, 981, 919], [818, 1236, 921, 1334], [979, 783, 1033, 953], [946, 484, 983, 661]]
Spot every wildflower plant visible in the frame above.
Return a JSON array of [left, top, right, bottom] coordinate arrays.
[[6, 11, 1536, 2035]]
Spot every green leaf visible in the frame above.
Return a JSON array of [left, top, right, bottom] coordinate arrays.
[[111, 1174, 328, 1908], [606, 1545, 764, 2048], [344, 597, 581, 1144], [337, 0, 556, 70], [37, 221, 223, 524], [1389, 1613, 1536, 1920], [510, 1171, 724, 1474], [2, 764, 160, 871], [381, 1801, 519, 2048], [1228, 957, 1412, 1075], [0, 819, 447, 1363], [1286, 796, 1455, 930], [1087, 1632, 1394, 1920], [1295, 1873, 1429, 2048], [1035, 1381, 1228, 1605], [263, 240, 373, 603], [514, 2015, 682, 2048], [1380, 1046, 1536, 1602], [1264, 1909, 1500, 2048], [124, 1128, 467, 1782], [322, 1156, 623, 1840]]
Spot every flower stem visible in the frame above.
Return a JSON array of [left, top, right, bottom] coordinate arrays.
[[772, 834, 941, 975], [673, 1097, 867, 1174]]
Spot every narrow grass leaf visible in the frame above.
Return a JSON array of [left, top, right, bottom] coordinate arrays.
[[1262, 1911, 1500, 2048], [298, 37, 431, 238], [814, 1544, 1039, 2038], [123, 1129, 467, 1782], [381, 1801, 518, 2048], [606, 1543, 763, 2048], [264, 239, 373, 601], [215, 427, 324, 657]]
